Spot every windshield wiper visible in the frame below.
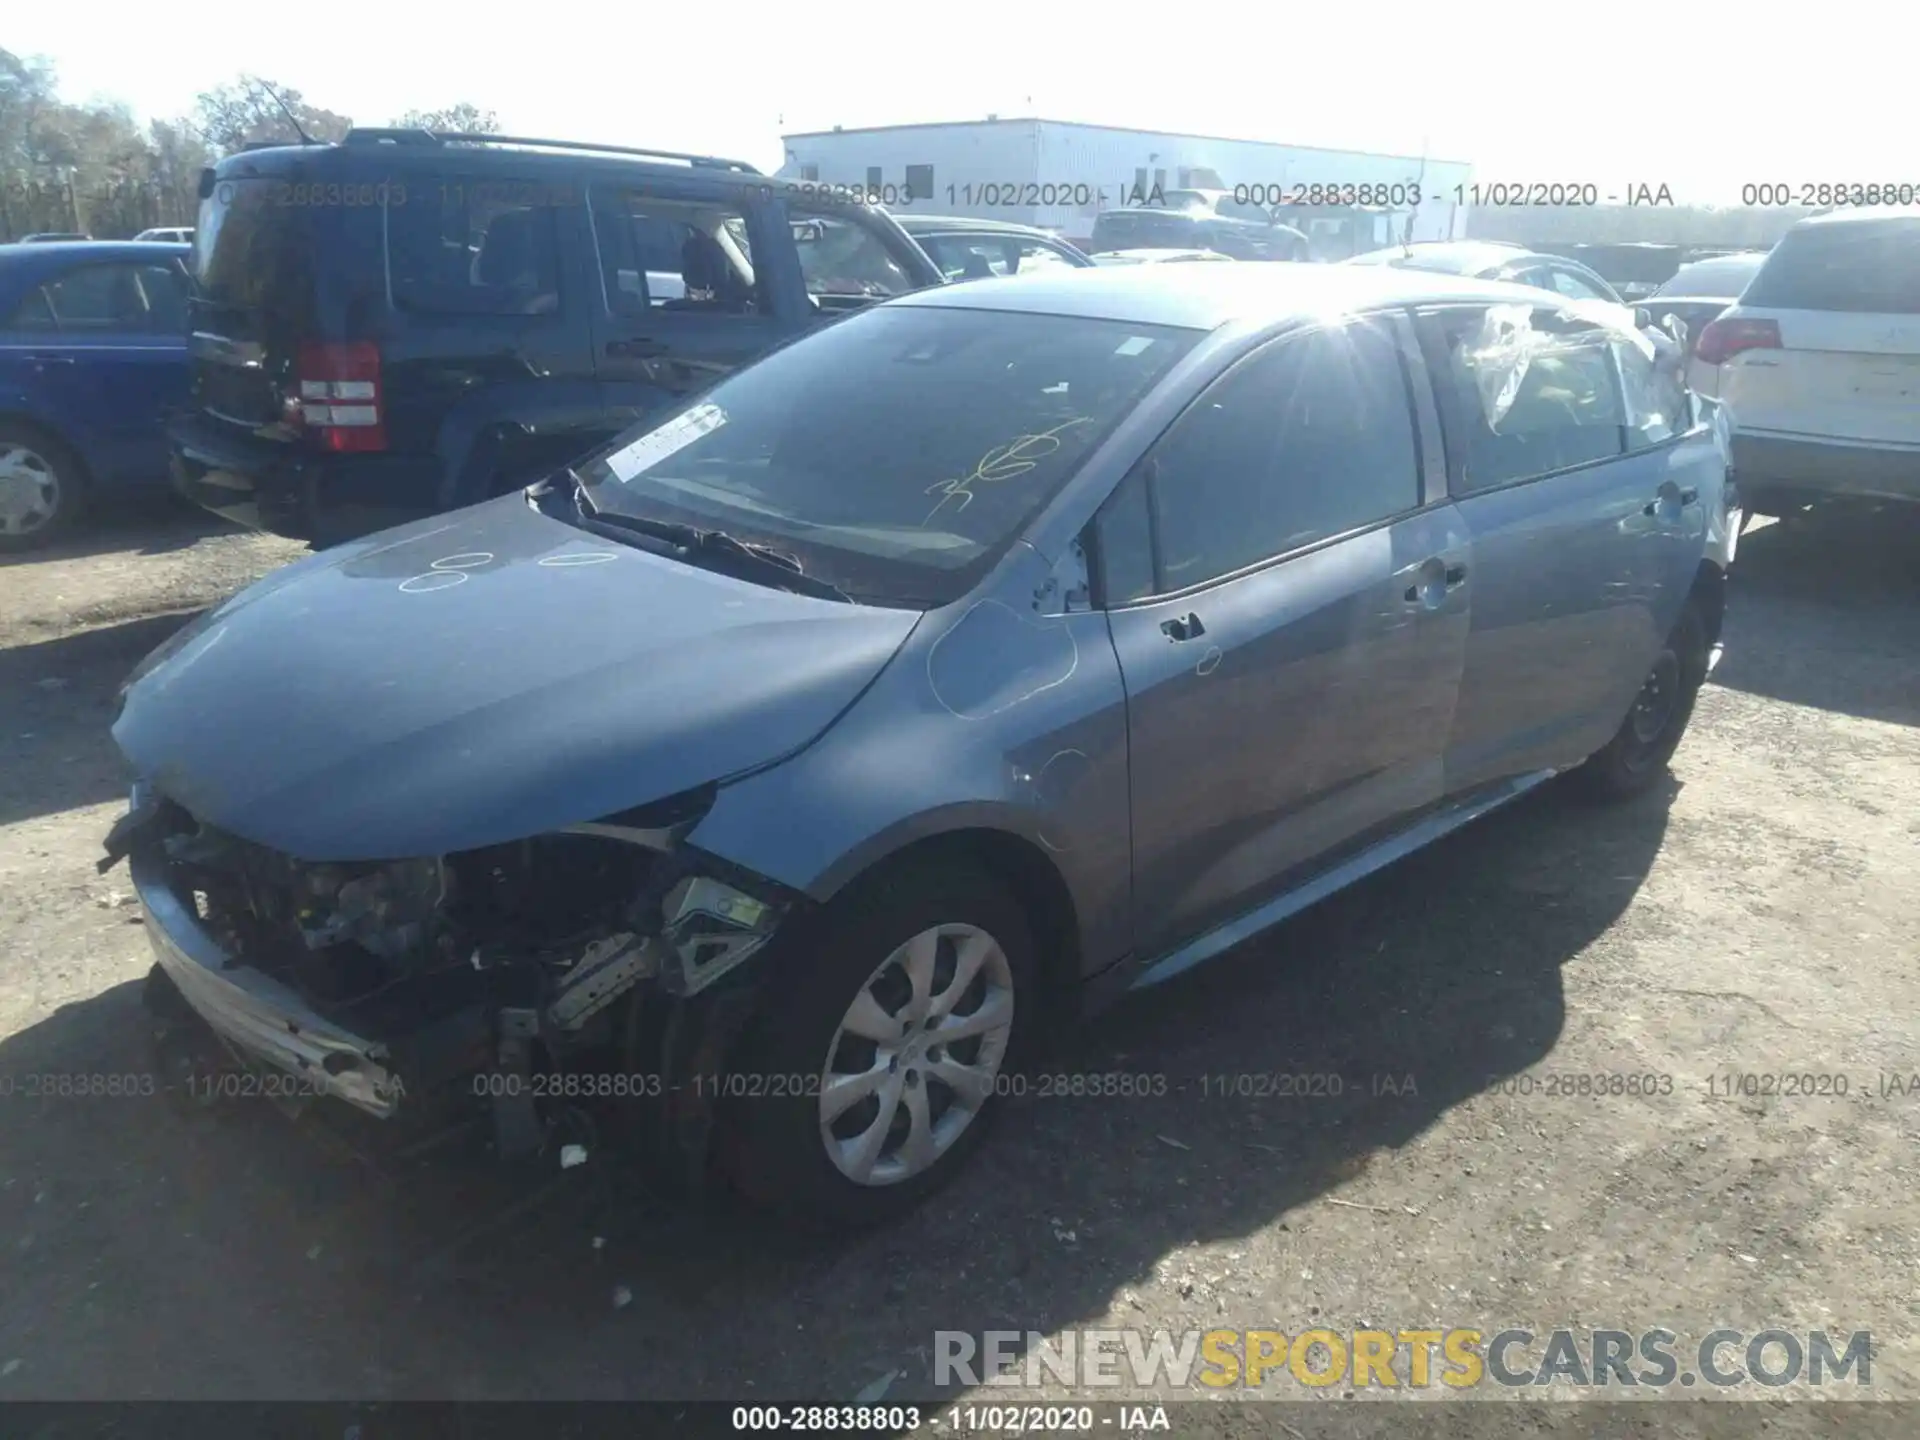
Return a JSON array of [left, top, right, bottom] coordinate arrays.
[[554, 469, 854, 604]]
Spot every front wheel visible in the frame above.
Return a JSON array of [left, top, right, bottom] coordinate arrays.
[[715, 860, 1036, 1230], [1572, 600, 1709, 801]]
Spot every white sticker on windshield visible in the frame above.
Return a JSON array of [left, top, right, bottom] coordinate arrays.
[[605, 403, 727, 483], [1114, 336, 1155, 357]]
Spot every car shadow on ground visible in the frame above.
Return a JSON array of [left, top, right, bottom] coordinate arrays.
[[0, 612, 194, 828], [0, 775, 1675, 1400], [1714, 506, 1920, 726], [0, 499, 229, 569]]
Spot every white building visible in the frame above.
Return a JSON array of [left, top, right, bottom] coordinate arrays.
[[778, 118, 1474, 248]]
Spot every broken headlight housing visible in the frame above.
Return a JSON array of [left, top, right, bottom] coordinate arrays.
[[657, 874, 779, 996]]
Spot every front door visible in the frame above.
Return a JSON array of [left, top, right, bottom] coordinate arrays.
[[586, 183, 798, 431], [1099, 315, 1469, 960]]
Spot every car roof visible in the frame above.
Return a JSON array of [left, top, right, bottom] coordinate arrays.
[[221, 135, 819, 199], [1098, 248, 1230, 261], [1656, 252, 1768, 297], [1347, 240, 1534, 275], [893, 260, 1561, 331], [0, 240, 190, 269], [1792, 204, 1920, 230], [1095, 207, 1214, 221], [896, 215, 1061, 239]]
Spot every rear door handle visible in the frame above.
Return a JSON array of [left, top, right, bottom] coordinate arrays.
[[605, 337, 668, 359], [1160, 613, 1205, 641], [27, 354, 77, 367]]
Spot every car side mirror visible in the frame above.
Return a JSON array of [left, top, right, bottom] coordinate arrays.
[[1632, 305, 1653, 329]]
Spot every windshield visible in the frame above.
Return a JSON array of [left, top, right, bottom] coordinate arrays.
[[1739, 220, 1920, 313], [1091, 211, 1200, 250], [193, 176, 326, 314], [573, 305, 1200, 606]]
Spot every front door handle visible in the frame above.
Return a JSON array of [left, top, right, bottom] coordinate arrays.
[[1404, 556, 1467, 606], [27, 354, 77, 367], [1644, 483, 1697, 517], [1161, 613, 1205, 642]]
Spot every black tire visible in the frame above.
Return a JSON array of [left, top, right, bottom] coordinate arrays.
[[1572, 600, 1709, 801], [715, 858, 1038, 1231], [0, 421, 87, 552]]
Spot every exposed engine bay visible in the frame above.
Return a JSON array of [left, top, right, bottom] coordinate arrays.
[[108, 784, 797, 1184]]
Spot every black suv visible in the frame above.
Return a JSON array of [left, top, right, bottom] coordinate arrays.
[[173, 130, 944, 545]]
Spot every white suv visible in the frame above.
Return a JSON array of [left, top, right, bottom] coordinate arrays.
[[1691, 208, 1920, 516]]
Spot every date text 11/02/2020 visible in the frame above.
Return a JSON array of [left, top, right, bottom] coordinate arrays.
[[469, 1071, 1177, 1102], [922, 181, 1677, 209]]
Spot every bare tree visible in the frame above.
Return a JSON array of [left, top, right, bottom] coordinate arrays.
[[192, 75, 351, 154], [391, 103, 501, 135]]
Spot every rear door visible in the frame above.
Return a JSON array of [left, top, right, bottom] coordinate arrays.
[[1416, 301, 1682, 791], [4, 255, 190, 485], [1714, 215, 1920, 445], [1099, 314, 1468, 959]]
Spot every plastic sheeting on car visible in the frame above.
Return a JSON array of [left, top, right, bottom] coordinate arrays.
[[1459, 299, 1678, 437]]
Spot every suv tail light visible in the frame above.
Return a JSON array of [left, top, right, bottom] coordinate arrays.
[[1694, 317, 1781, 367], [293, 342, 386, 452]]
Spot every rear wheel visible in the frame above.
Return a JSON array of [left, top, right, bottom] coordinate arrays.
[[715, 860, 1035, 1230], [0, 423, 86, 551], [1572, 600, 1709, 801]]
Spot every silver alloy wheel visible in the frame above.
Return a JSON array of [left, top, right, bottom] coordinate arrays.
[[0, 443, 61, 536], [819, 922, 1016, 1186]]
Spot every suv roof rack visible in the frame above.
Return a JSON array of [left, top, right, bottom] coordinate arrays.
[[341, 128, 759, 174]]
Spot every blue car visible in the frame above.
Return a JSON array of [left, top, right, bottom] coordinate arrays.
[[107, 263, 1737, 1228], [0, 241, 191, 549]]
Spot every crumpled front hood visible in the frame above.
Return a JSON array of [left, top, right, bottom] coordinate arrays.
[[113, 496, 920, 860]]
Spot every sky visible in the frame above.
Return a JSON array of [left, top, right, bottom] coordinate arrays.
[[10, 4, 1903, 206]]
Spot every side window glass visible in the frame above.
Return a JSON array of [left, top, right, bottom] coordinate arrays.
[[1013, 241, 1074, 273], [1146, 320, 1422, 591], [925, 238, 1008, 283], [36, 265, 156, 329], [137, 264, 187, 331], [1614, 333, 1687, 449], [592, 192, 765, 317], [1547, 267, 1610, 302], [1430, 305, 1626, 492], [1093, 466, 1156, 605], [790, 210, 914, 300], [388, 178, 566, 317], [6, 286, 58, 329]]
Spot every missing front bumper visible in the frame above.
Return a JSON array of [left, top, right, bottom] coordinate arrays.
[[131, 847, 405, 1118]]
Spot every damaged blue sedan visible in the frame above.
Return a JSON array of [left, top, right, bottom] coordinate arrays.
[[104, 263, 1736, 1227]]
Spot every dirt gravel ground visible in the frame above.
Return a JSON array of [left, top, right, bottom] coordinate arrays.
[[0, 503, 1915, 1425]]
